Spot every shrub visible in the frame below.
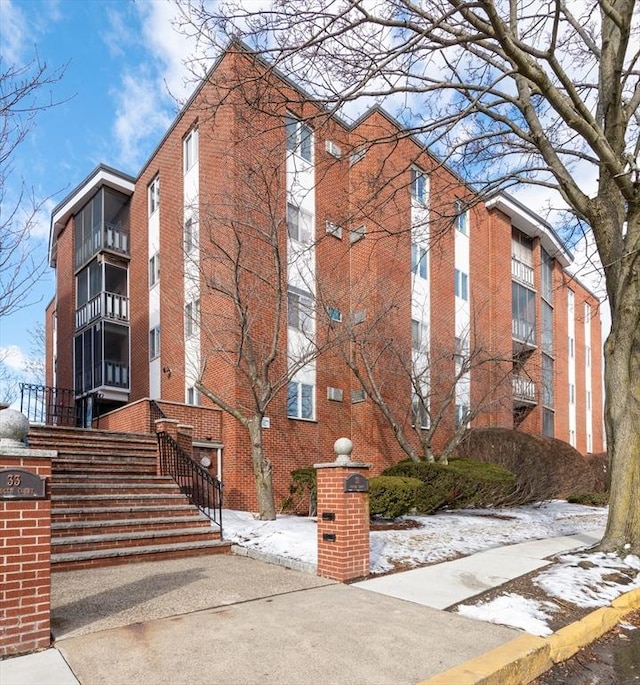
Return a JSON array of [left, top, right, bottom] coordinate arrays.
[[381, 459, 516, 514], [585, 452, 609, 492], [567, 492, 609, 507], [282, 467, 317, 516], [369, 476, 423, 519], [454, 428, 597, 503]]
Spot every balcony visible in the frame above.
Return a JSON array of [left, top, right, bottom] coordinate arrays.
[[512, 317, 536, 347], [75, 361, 129, 396], [76, 292, 129, 329], [75, 223, 129, 269], [512, 256, 534, 287], [513, 375, 537, 405]]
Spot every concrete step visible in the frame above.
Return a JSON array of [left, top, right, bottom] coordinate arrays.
[[52, 527, 222, 554], [51, 515, 210, 537], [51, 539, 232, 571], [52, 493, 189, 508], [52, 505, 199, 521], [52, 482, 181, 496]]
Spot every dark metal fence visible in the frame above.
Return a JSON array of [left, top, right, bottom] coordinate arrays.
[[19, 383, 101, 428], [149, 399, 167, 433], [157, 431, 223, 535]]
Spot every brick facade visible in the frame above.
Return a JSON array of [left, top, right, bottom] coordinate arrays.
[[46, 45, 605, 513], [0, 449, 53, 657]]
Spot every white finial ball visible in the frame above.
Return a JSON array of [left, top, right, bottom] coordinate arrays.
[[333, 437, 353, 464], [0, 408, 30, 448]]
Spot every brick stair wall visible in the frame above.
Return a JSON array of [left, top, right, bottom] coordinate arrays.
[[28, 426, 229, 571]]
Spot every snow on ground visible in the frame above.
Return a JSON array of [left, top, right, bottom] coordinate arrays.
[[223, 500, 607, 573], [222, 502, 640, 636]]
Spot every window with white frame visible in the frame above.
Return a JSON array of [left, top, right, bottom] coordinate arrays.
[[454, 336, 469, 368], [569, 429, 576, 447], [455, 403, 469, 428], [149, 253, 160, 288], [288, 287, 314, 332], [584, 302, 591, 324], [569, 382, 575, 404], [587, 433, 592, 453], [410, 167, 428, 204], [285, 114, 313, 162], [569, 336, 574, 358], [185, 299, 200, 338], [287, 203, 313, 243], [149, 177, 160, 216], [184, 128, 199, 173], [411, 242, 427, 278], [149, 326, 161, 360], [412, 394, 429, 429], [186, 386, 200, 406], [587, 390, 591, 410], [586, 345, 591, 367], [184, 217, 197, 254], [287, 381, 314, 419], [454, 200, 468, 235], [455, 269, 469, 301], [411, 319, 423, 351]]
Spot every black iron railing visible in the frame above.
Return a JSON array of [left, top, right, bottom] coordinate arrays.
[[149, 399, 167, 433], [19, 383, 102, 428], [157, 431, 223, 534]]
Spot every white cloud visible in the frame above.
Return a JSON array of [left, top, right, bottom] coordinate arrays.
[[0, 345, 27, 371], [0, 0, 29, 64]]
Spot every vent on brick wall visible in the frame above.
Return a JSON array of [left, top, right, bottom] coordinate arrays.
[[325, 221, 342, 239], [352, 310, 366, 324], [351, 389, 366, 403], [349, 147, 366, 166], [327, 387, 343, 402], [328, 307, 342, 322], [325, 140, 342, 158]]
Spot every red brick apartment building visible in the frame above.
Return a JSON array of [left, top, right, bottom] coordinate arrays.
[[45, 45, 604, 510]]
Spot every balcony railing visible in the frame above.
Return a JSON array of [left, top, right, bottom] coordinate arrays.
[[75, 361, 130, 395], [512, 257, 534, 286], [75, 223, 129, 269], [20, 383, 102, 428], [513, 376, 536, 404], [76, 292, 129, 329], [512, 317, 536, 346]]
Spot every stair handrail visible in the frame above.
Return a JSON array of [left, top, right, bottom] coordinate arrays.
[[156, 430, 223, 536]]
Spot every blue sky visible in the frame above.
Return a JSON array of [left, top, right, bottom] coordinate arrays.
[[0, 0, 200, 384]]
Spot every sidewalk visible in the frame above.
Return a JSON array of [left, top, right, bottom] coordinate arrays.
[[0, 530, 615, 685]]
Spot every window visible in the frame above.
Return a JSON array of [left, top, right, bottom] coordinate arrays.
[[455, 269, 469, 301], [569, 429, 576, 447], [412, 395, 429, 429], [542, 408, 555, 437], [149, 326, 161, 360], [285, 114, 313, 162], [569, 336, 574, 358], [542, 353, 554, 408], [411, 243, 427, 278], [455, 403, 469, 429], [351, 389, 366, 403], [569, 383, 575, 404], [349, 225, 366, 244], [410, 167, 428, 204], [287, 203, 312, 243], [586, 346, 591, 368], [186, 386, 199, 406], [288, 287, 314, 332], [149, 177, 160, 215], [149, 253, 160, 288], [287, 381, 314, 419], [587, 433, 592, 453], [328, 307, 342, 323], [454, 336, 469, 368], [184, 217, 196, 254], [411, 319, 422, 351], [584, 302, 591, 324], [454, 200, 468, 235], [326, 221, 342, 239], [542, 249, 553, 303], [512, 282, 536, 344], [541, 301, 553, 354], [587, 390, 591, 410], [184, 128, 199, 173], [185, 299, 200, 338]]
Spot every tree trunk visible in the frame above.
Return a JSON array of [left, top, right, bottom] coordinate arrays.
[[599, 232, 640, 554], [247, 417, 276, 520]]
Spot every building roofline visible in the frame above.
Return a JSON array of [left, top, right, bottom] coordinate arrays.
[[485, 192, 573, 268], [48, 164, 135, 268]]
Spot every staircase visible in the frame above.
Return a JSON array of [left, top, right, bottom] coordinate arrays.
[[28, 426, 230, 571]]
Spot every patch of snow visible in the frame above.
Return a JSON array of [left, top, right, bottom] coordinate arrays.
[[457, 594, 559, 636]]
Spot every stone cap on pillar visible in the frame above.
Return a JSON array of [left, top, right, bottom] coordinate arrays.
[[314, 438, 371, 469]]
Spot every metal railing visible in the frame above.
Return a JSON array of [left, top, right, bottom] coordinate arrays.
[[512, 376, 537, 404], [157, 431, 223, 534], [511, 257, 535, 286], [512, 317, 536, 346], [19, 383, 102, 428], [75, 291, 129, 328], [149, 399, 167, 433]]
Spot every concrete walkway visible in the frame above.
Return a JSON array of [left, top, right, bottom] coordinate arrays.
[[1, 532, 601, 685]]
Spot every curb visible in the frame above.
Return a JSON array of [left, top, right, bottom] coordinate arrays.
[[230, 544, 318, 575], [420, 586, 640, 685]]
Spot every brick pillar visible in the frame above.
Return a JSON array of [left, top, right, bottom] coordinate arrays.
[[177, 424, 194, 459], [315, 438, 370, 582], [0, 410, 55, 657]]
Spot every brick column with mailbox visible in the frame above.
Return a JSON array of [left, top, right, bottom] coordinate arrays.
[[0, 409, 55, 657], [315, 438, 370, 582]]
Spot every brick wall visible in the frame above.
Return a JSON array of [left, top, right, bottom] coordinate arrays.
[[0, 449, 53, 657]]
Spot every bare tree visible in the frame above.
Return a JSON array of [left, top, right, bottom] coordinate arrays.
[[179, 1, 640, 552], [1, 56, 66, 318], [23, 322, 46, 384]]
